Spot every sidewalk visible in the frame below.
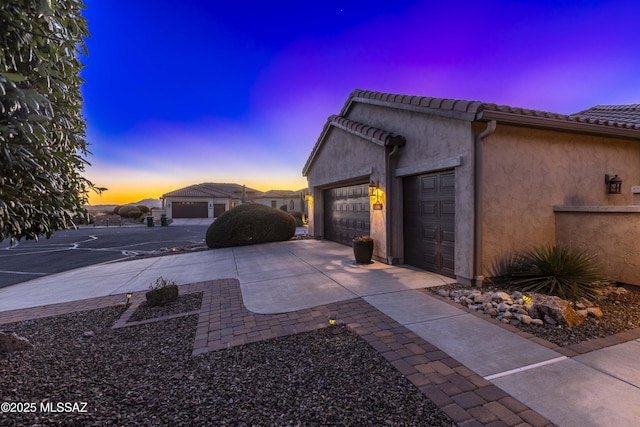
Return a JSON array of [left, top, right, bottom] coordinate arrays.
[[1, 239, 639, 426]]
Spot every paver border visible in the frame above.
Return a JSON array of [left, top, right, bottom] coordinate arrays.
[[0, 279, 554, 426]]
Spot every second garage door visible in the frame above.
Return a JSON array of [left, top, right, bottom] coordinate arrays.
[[172, 202, 208, 218], [324, 184, 370, 246], [403, 170, 455, 277]]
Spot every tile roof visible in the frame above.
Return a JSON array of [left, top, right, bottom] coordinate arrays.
[[571, 104, 640, 127], [345, 89, 640, 132], [162, 183, 261, 199], [257, 189, 305, 198], [303, 89, 640, 176], [302, 114, 407, 175]]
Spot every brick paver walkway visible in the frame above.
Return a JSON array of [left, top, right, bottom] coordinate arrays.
[[0, 279, 554, 426]]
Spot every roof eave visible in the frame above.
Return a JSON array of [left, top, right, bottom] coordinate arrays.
[[477, 110, 640, 140]]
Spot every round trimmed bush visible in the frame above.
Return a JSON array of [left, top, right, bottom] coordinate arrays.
[[117, 205, 138, 217], [128, 210, 144, 219], [137, 205, 150, 213], [206, 203, 296, 248], [112, 205, 124, 215]]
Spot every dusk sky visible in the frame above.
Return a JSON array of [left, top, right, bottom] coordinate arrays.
[[81, 0, 640, 205]]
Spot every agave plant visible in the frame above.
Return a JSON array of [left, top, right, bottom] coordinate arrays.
[[510, 245, 605, 301], [487, 250, 528, 284]]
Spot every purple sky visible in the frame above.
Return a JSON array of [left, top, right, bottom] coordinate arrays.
[[80, 0, 640, 204]]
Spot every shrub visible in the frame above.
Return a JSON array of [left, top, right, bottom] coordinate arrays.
[[289, 211, 304, 227], [206, 203, 296, 248], [112, 205, 124, 215], [137, 205, 150, 213], [489, 245, 605, 301], [280, 204, 288, 212], [128, 210, 144, 219], [145, 277, 178, 307], [117, 205, 138, 217]]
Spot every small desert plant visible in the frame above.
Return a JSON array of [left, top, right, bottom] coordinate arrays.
[[491, 245, 605, 301], [352, 235, 373, 243], [145, 276, 178, 307]]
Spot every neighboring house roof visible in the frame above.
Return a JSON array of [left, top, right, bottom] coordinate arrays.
[[258, 189, 306, 199], [303, 89, 640, 176], [572, 104, 640, 127], [162, 183, 261, 199]]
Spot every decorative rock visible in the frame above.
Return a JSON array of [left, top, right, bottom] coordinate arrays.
[[515, 314, 532, 325], [485, 308, 499, 317], [531, 319, 544, 326], [497, 302, 512, 312], [492, 292, 512, 302], [543, 314, 557, 326], [474, 293, 493, 304], [502, 311, 513, 319], [575, 302, 587, 310], [587, 307, 604, 318], [0, 331, 34, 354], [576, 309, 589, 318], [436, 289, 449, 298], [83, 331, 95, 338], [529, 295, 583, 328]]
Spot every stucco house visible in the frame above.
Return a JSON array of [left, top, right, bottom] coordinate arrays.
[[302, 89, 640, 286], [254, 189, 308, 213], [161, 183, 261, 219]]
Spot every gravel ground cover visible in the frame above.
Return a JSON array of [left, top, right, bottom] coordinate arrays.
[[1, 304, 454, 426], [431, 283, 640, 347]]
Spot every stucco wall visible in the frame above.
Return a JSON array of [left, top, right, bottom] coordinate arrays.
[[306, 124, 387, 260], [306, 102, 477, 282], [555, 209, 640, 285], [346, 103, 476, 281], [479, 125, 640, 276]]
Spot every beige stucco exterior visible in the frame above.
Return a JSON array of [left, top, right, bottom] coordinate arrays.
[[477, 125, 640, 277], [303, 90, 640, 285]]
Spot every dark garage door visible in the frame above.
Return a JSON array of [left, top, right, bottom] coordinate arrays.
[[172, 202, 208, 218], [403, 171, 455, 277], [324, 184, 370, 246]]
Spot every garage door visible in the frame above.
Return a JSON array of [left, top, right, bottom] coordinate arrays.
[[172, 202, 208, 218], [403, 171, 455, 277], [324, 184, 370, 246]]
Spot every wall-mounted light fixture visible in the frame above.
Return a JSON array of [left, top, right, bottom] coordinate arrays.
[[368, 180, 383, 210], [605, 174, 622, 194]]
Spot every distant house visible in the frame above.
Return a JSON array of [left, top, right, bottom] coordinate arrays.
[[303, 89, 640, 285], [161, 183, 261, 219], [254, 189, 308, 212]]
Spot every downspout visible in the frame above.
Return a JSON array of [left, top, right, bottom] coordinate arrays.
[[385, 144, 400, 264], [473, 120, 496, 287]]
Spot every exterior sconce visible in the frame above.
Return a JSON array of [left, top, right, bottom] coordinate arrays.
[[605, 174, 622, 194], [369, 180, 383, 210], [368, 180, 378, 197]]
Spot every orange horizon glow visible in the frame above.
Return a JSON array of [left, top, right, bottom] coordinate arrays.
[[86, 177, 309, 206]]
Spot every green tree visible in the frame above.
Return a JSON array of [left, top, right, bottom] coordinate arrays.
[[0, 0, 102, 242]]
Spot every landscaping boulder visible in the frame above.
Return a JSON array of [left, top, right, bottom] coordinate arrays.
[[0, 331, 34, 355], [529, 294, 583, 328]]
